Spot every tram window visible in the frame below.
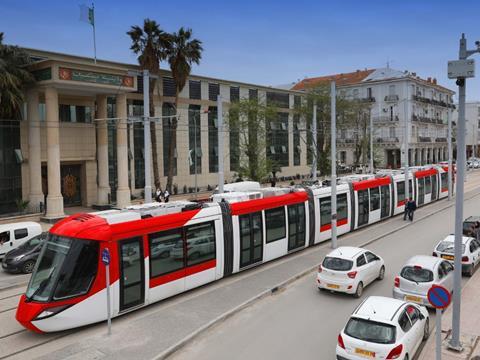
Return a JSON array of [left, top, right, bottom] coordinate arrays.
[[337, 194, 348, 221], [320, 197, 331, 226], [14, 228, 28, 240], [149, 228, 184, 277], [425, 176, 431, 194], [186, 222, 216, 267], [370, 187, 380, 211], [397, 181, 405, 203], [265, 207, 286, 243], [441, 173, 447, 190], [53, 238, 99, 300]]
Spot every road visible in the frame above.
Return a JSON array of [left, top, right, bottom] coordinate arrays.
[[171, 185, 480, 360]]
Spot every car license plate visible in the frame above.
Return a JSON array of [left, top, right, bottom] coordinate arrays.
[[355, 348, 375, 358], [441, 254, 454, 261], [327, 283, 340, 289], [405, 295, 422, 303]]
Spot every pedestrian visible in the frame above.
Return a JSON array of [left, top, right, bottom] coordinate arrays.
[[403, 199, 410, 221], [408, 198, 417, 222], [164, 189, 170, 203], [155, 188, 163, 202]]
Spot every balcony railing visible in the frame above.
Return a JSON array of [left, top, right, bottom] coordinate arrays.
[[373, 115, 399, 123], [376, 137, 399, 143], [435, 137, 447, 143], [384, 95, 399, 102], [412, 95, 456, 109], [419, 136, 432, 143], [359, 96, 376, 103]]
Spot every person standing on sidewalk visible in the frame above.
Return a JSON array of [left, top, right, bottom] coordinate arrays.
[[164, 189, 170, 203], [408, 198, 417, 222], [403, 199, 410, 220]]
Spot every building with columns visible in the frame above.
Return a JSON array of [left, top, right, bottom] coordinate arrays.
[[292, 67, 456, 168], [452, 101, 480, 158], [0, 48, 310, 217]]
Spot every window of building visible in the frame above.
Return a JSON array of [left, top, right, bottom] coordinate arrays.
[[149, 228, 184, 277], [266, 92, 289, 108], [186, 222, 216, 266], [367, 87, 372, 98], [189, 80, 201, 100], [265, 207, 286, 243], [188, 105, 202, 175], [230, 87, 240, 102], [209, 83, 220, 101], [340, 151, 347, 164], [208, 106, 218, 173], [267, 112, 289, 167], [389, 127, 396, 139], [133, 122, 145, 189], [163, 77, 176, 97], [294, 95, 301, 109], [162, 103, 177, 176], [353, 89, 359, 99], [249, 89, 258, 101], [59, 104, 93, 123], [293, 114, 301, 166], [229, 107, 240, 172]]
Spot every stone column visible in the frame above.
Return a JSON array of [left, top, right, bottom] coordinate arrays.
[[96, 95, 110, 205], [27, 89, 44, 210], [116, 93, 130, 207], [44, 87, 64, 218]]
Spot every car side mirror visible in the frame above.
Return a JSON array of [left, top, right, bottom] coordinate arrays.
[[419, 313, 425, 321]]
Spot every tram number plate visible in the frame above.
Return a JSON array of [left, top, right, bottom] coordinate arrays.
[[327, 283, 340, 289], [441, 254, 454, 261], [355, 348, 375, 358], [405, 295, 422, 303]]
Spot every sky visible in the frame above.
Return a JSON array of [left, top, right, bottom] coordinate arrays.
[[2, 0, 480, 100]]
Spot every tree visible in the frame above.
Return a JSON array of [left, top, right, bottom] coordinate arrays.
[[227, 97, 280, 181], [166, 27, 203, 192], [127, 19, 171, 191], [0, 32, 34, 119]]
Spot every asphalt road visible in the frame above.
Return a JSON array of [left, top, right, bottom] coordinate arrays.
[[171, 188, 479, 360]]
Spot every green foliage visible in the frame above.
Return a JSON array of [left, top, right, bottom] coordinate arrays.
[[15, 199, 29, 212], [0, 32, 34, 119]]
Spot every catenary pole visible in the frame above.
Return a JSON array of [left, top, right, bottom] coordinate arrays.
[[448, 107, 453, 201], [331, 81, 337, 249], [217, 95, 224, 193], [369, 107, 374, 173], [404, 84, 410, 200], [312, 104, 318, 181], [143, 69, 152, 203]]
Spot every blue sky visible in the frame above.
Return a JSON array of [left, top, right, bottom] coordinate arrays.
[[2, 0, 480, 100]]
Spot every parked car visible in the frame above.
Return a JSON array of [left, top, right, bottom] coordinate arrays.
[[337, 296, 429, 360], [433, 235, 480, 276], [392, 255, 454, 307], [2, 232, 47, 273], [0, 222, 42, 259], [317, 246, 385, 298]]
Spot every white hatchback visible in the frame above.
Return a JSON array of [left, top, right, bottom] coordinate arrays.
[[337, 296, 429, 360], [317, 246, 385, 298], [433, 235, 480, 276]]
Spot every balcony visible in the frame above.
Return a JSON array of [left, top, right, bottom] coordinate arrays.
[[419, 136, 432, 143], [359, 96, 376, 103], [384, 95, 399, 102], [412, 114, 445, 124], [435, 137, 447, 143], [412, 95, 455, 109], [373, 115, 399, 123], [376, 137, 399, 143]]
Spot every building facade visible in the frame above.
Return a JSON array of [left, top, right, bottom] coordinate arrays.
[[292, 68, 456, 169], [452, 101, 480, 158], [1, 48, 311, 216]]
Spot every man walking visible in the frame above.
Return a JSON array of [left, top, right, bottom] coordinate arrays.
[[408, 198, 417, 222], [403, 199, 410, 220]]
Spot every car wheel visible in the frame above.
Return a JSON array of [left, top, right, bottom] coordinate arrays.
[[354, 282, 363, 298], [423, 318, 429, 341], [377, 266, 385, 281], [22, 260, 35, 274]]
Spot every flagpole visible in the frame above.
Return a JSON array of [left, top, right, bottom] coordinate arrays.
[[92, 2, 97, 64]]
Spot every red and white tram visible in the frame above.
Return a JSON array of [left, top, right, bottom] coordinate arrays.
[[16, 165, 453, 332]]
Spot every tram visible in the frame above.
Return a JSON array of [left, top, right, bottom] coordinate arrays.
[[16, 165, 453, 332]]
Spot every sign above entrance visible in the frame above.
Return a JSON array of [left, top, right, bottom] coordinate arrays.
[[59, 67, 134, 88]]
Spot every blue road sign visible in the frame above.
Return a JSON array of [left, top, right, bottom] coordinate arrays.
[[427, 285, 451, 309], [102, 248, 110, 266]]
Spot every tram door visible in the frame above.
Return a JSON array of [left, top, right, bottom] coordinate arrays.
[[239, 212, 263, 268], [357, 190, 369, 227], [380, 185, 390, 219], [119, 237, 145, 311], [431, 175, 437, 200], [418, 178, 425, 205]]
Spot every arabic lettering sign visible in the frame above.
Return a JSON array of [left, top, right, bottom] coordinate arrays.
[[58, 67, 134, 88]]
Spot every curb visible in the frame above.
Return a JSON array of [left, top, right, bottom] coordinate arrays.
[[153, 189, 480, 360]]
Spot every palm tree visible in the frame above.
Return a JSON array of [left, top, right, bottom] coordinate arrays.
[[127, 19, 171, 192], [166, 27, 203, 192], [0, 32, 34, 119]]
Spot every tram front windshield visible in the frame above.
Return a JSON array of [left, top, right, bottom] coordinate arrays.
[[25, 235, 99, 302]]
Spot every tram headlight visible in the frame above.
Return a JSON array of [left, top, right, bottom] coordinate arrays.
[[34, 304, 71, 320]]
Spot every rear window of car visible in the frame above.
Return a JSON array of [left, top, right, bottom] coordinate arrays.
[[436, 241, 465, 254], [400, 266, 434, 283], [345, 317, 396, 344], [322, 257, 353, 271]]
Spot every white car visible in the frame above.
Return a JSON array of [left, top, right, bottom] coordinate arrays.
[[393, 255, 454, 307], [336, 296, 429, 360], [0, 222, 42, 258], [317, 246, 385, 298], [433, 235, 480, 276]]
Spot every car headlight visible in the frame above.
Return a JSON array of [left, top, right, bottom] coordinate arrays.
[[14, 254, 25, 261]]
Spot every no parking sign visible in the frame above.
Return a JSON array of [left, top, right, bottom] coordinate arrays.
[[427, 285, 451, 360]]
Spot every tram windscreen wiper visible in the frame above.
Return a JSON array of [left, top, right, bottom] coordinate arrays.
[[26, 266, 56, 302]]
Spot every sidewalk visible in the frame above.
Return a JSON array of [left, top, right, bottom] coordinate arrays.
[[9, 186, 479, 360], [418, 267, 480, 360]]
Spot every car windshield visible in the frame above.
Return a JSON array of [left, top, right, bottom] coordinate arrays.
[[401, 266, 434, 283], [436, 241, 465, 254], [20, 233, 46, 250], [345, 317, 396, 344], [25, 234, 99, 302], [322, 257, 353, 271]]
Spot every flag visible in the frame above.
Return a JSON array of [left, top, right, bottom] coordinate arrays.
[[79, 4, 94, 26]]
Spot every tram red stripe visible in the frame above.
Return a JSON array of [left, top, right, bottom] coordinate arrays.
[[149, 259, 217, 288], [320, 218, 348, 232], [352, 177, 390, 191], [415, 168, 437, 178], [230, 192, 308, 216]]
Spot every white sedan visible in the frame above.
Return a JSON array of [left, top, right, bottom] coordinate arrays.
[[433, 235, 480, 276], [392, 255, 454, 307], [337, 296, 429, 360], [317, 246, 385, 298]]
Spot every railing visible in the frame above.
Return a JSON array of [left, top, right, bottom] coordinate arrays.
[[419, 136, 432, 143], [435, 137, 447, 143], [359, 97, 376, 103], [384, 95, 399, 102], [376, 137, 399, 143], [412, 95, 456, 109], [373, 116, 399, 123]]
